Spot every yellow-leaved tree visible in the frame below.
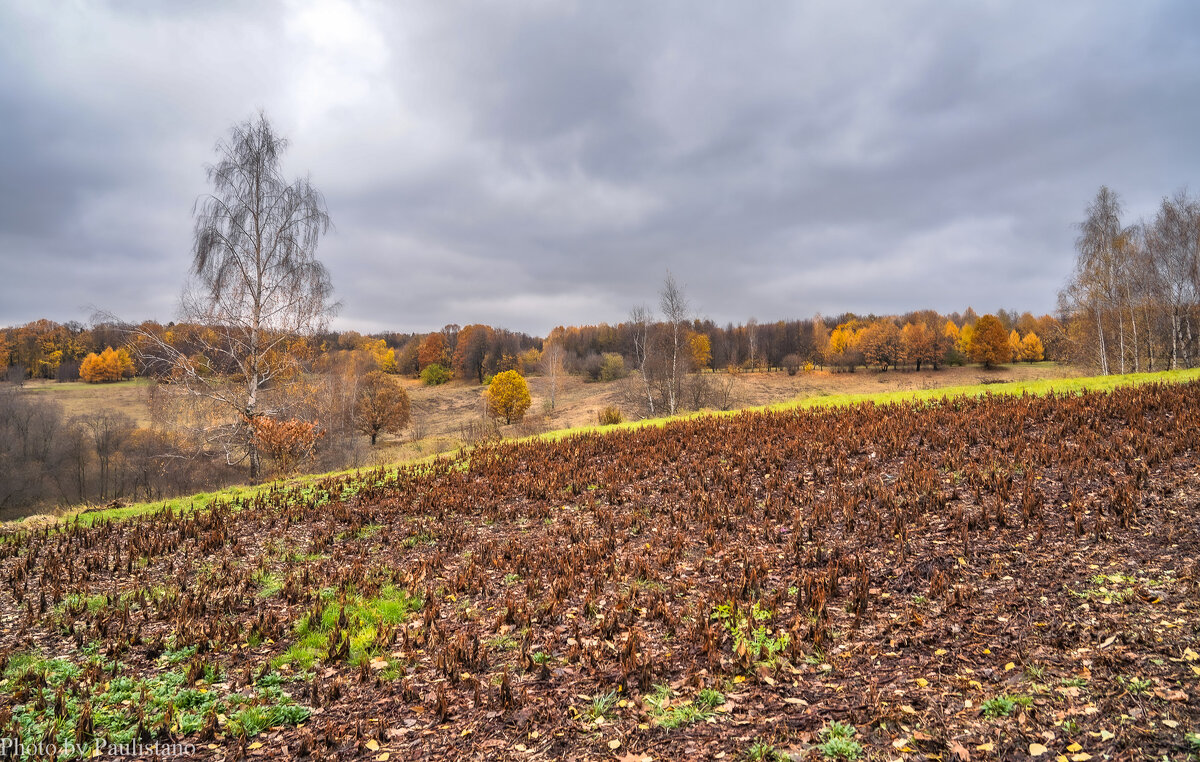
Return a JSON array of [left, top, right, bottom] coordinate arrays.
[[1008, 329, 1022, 363], [1020, 332, 1045, 363], [485, 370, 531, 424], [368, 339, 398, 374], [80, 346, 136, 383], [689, 333, 712, 370]]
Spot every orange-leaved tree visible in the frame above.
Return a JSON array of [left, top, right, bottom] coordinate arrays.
[[250, 416, 323, 475], [968, 314, 1010, 369], [900, 322, 939, 370], [418, 333, 448, 371], [354, 370, 411, 445], [80, 346, 136, 383], [859, 320, 901, 370], [485, 369, 531, 424]]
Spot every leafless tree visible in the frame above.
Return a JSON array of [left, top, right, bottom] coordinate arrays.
[[659, 272, 690, 415], [1062, 186, 1138, 374], [629, 305, 656, 416], [715, 370, 738, 411], [1146, 190, 1200, 368], [79, 411, 134, 501], [134, 113, 334, 482]]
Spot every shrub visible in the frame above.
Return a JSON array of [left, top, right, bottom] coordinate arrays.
[[597, 406, 623, 426], [485, 370, 532, 424], [420, 363, 451, 386], [599, 353, 627, 382], [782, 354, 801, 375]]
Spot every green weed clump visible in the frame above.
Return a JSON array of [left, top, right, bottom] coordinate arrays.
[[818, 721, 862, 760], [711, 601, 790, 665], [645, 684, 725, 729], [273, 585, 422, 674], [1, 650, 308, 754]]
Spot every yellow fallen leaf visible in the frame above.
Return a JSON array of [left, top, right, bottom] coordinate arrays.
[[377, 754, 390, 762], [1004, 662, 1015, 671], [1099, 730, 1114, 742], [976, 742, 994, 752], [1029, 742, 1048, 756], [248, 742, 264, 750], [1066, 743, 1082, 752], [733, 676, 746, 683], [365, 740, 380, 752], [608, 739, 621, 750], [916, 678, 929, 687], [1163, 719, 1178, 729], [1071, 754, 1091, 761], [935, 649, 947, 656]]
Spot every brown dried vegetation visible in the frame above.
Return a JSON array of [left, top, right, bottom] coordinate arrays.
[[0, 383, 1199, 759]]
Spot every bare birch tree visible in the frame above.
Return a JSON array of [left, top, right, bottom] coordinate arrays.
[[659, 272, 690, 415], [135, 113, 334, 482], [629, 305, 656, 416], [1146, 190, 1200, 368]]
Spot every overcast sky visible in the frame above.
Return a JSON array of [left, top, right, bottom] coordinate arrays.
[[2, 1, 1198, 335]]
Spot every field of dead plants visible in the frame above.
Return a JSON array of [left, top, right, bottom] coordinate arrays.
[[1, 382, 1198, 760]]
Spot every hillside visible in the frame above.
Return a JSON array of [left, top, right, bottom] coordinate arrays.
[[0, 380, 1197, 759]]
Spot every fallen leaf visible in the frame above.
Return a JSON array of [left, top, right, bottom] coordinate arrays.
[[248, 742, 263, 750], [1004, 662, 1015, 671], [976, 742, 994, 752], [948, 738, 970, 760], [1070, 754, 1091, 761], [365, 740, 380, 752], [1066, 743, 1081, 752], [1029, 742, 1048, 756], [377, 754, 390, 761], [608, 739, 621, 750]]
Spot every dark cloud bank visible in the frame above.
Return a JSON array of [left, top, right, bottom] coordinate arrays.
[[2, 1, 1199, 335]]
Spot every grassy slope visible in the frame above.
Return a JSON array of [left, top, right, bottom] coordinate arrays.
[[19, 365, 1200, 529]]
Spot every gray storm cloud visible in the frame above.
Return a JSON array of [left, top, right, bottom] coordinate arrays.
[[2, 1, 1198, 335]]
